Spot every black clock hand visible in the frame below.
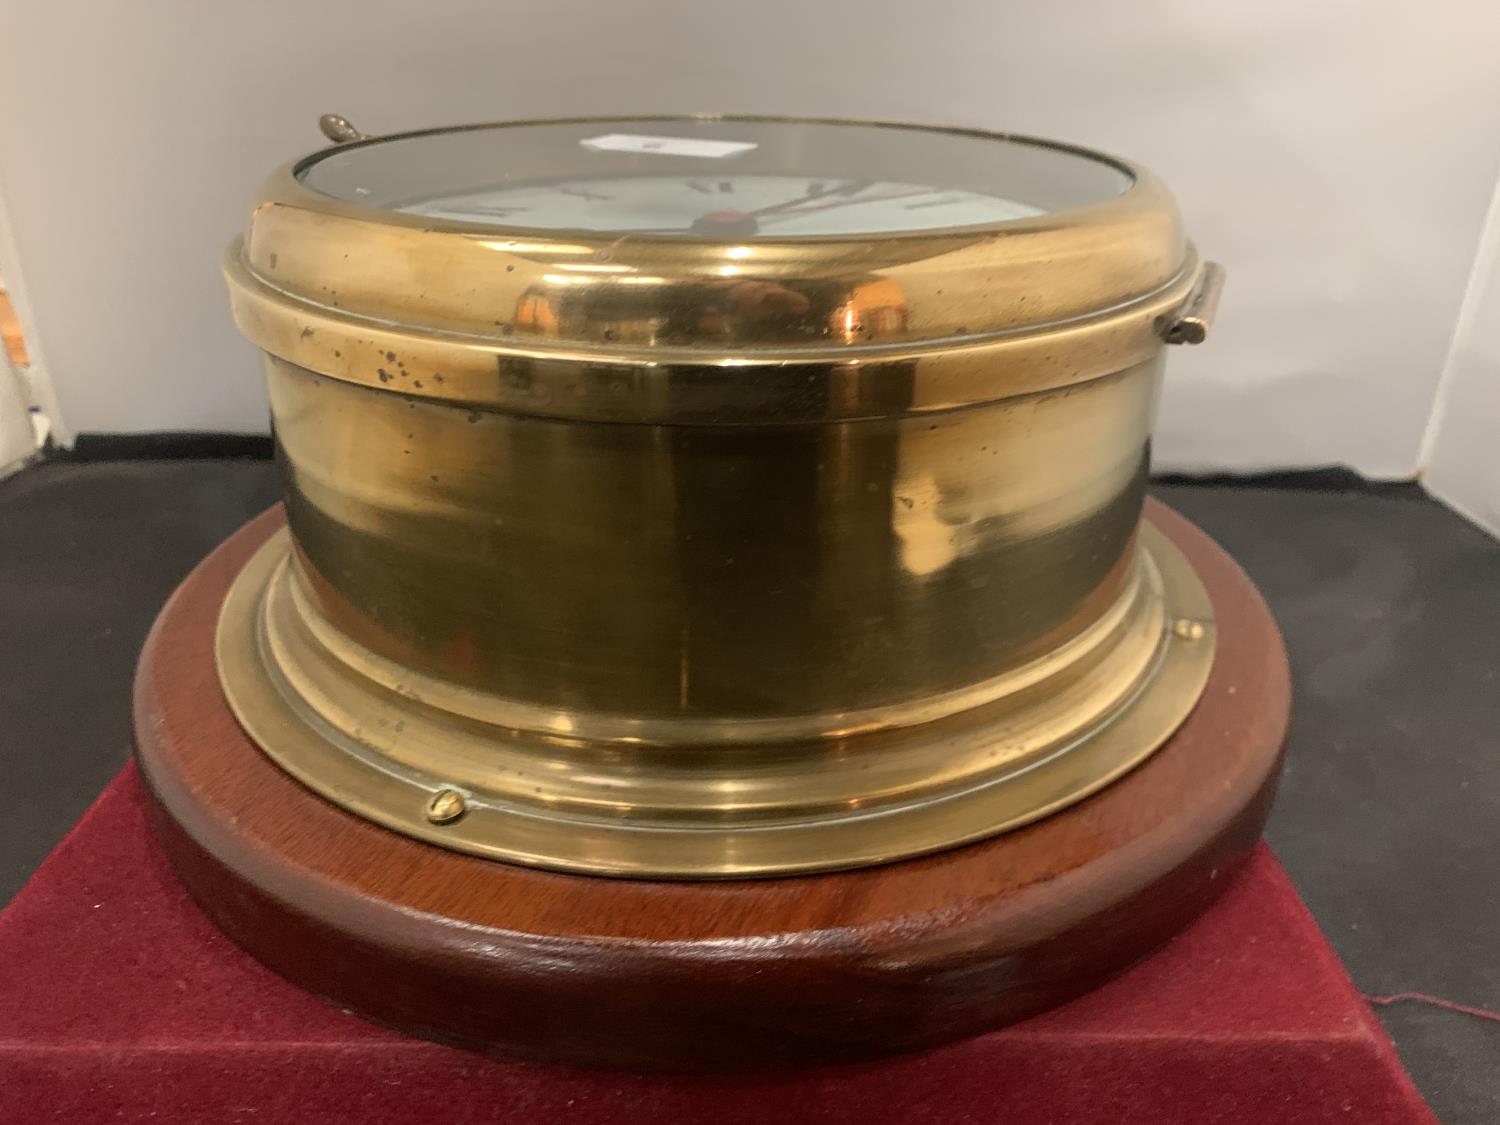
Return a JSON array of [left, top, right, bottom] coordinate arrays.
[[661, 182, 874, 238], [757, 187, 939, 223], [583, 184, 888, 236], [742, 180, 871, 219]]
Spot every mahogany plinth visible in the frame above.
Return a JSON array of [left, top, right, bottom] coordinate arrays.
[[133, 499, 1290, 1071]]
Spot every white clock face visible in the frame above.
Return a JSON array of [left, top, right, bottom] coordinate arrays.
[[399, 175, 1043, 236], [299, 118, 1131, 240]]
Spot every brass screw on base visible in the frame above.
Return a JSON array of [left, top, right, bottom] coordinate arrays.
[[426, 788, 468, 825], [1172, 618, 1207, 641]]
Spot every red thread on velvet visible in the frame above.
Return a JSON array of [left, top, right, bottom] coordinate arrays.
[[1365, 992, 1500, 1025]]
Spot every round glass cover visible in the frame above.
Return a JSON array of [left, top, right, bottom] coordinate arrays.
[[297, 117, 1134, 238]]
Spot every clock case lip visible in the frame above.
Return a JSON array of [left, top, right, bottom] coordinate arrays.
[[224, 114, 1203, 425]]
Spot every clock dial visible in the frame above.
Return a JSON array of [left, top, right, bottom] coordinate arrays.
[[399, 175, 1043, 235], [298, 117, 1131, 239]]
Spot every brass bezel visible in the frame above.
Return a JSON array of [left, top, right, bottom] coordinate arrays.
[[225, 115, 1201, 423]]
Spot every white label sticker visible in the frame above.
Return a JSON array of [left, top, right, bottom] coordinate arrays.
[[580, 133, 757, 159]]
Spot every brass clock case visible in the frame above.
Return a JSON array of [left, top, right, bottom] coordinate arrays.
[[219, 115, 1223, 877]]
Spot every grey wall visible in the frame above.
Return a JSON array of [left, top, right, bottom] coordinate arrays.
[[2, 0, 1498, 475]]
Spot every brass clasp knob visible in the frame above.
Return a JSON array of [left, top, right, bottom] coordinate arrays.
[[318, 114, 368, 145], [1164, 261, 1225, 345]]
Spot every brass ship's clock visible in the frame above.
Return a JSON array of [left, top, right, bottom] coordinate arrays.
[[135, 114, 1281, 1069]]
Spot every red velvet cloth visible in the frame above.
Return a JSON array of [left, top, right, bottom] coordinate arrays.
[[1, 766, 1433, 1125]]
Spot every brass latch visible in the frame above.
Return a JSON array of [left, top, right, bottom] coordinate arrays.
[[1164, 261, 1225, 345], [318, 114, 368, 145]]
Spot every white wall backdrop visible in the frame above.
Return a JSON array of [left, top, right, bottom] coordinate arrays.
[[1423, 176, 1500, 536], [1, 0, 1498, 475]]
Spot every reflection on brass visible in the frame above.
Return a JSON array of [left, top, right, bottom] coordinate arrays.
[[218, 116, 1224, 877]]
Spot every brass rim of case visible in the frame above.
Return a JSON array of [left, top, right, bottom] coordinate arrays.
[[215, 517, 1215, 879], [223, 115, 1206, 425]]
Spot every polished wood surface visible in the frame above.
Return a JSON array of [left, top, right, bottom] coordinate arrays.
[[134, 499, 1290, 1070]]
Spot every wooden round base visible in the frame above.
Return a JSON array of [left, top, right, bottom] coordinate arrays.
[[134, 499, 1289, 1072]]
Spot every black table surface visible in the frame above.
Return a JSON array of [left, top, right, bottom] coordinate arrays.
[[2, 459, 1496, 1120]]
